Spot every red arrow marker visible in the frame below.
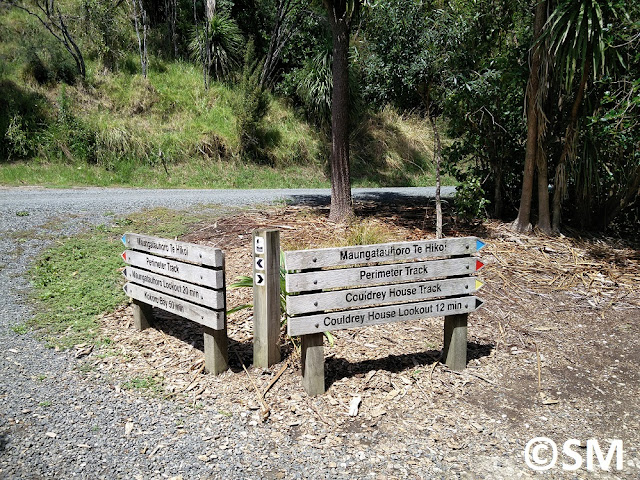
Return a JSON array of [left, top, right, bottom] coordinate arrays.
[[476, 259, 484, 271], [122, 251, 127, 262]]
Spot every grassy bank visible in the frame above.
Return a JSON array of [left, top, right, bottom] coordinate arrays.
[[1, 8, 452, 190]]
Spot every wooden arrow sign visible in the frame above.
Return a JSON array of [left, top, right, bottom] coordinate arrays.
[[287, 295, 485, 336], [286, 256, 480, 293], [123, 282, 223, 330], [286, 276, 482, 316], [285, 237, 484, 271], [121, 233, 223, 267], [123, 266, 223, 309], [122, 250, 223, 288]]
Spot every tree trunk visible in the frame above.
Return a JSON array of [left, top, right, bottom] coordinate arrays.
[[552, 58, 591, 231], [513, 0, 547, 232], [429, 115, 443, 238], [325, 0, 354, 223], [132, 0, 147, 78]]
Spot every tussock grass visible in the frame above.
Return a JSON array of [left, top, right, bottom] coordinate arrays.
[[352, 106, 453, 187]]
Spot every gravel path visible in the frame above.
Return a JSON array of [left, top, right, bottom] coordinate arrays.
[[0, 187, 456, 480]]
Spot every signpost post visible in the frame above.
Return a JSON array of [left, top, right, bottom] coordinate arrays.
[[284, 237, 486, 395], [252, 229, 281, 368], [121, 233, 228, 374]]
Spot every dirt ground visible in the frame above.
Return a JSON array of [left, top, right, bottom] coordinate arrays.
[[93, 202, 640, 478]]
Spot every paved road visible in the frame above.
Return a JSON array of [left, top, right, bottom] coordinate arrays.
[[0, 186, 458, 480]]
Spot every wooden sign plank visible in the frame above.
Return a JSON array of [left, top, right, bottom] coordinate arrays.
[[286, 256, 480, 293], [122, 250, 223, 288], [287, 296, 484, 336], [286, 277, 480, 316], [122, 233, 223, 268], [123, 282, 224, 330], [285, 237, 482, 271], [123, 266, 224, 310]]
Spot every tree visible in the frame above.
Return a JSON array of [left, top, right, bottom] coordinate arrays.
[[189, 10, 243, 82], [323, 0, 359, 223], [512, 0, 550, 233], [131, 0, 148, 78], [5, 0, 86, 79], [260, 0, 305, 88], [545, 0, 623, 230]]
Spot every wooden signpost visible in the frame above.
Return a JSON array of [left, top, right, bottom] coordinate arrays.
[[284, 237, 485, 395], [252, 229, 281, 368], [121, 233, 228, 374]]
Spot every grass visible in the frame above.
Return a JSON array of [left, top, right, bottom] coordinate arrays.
[[27, 206, 227, 349], [122, 374, 163, 393]]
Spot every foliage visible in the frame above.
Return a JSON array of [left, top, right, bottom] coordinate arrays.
[[292, 47, 333, 128], [188, 11, 244, 81], [233, 41, 271, 162], [452, 173, 491, 221], [5, 0, 86, 78], [79, 0, 130, 71], [543, 0, 624, 91], [444, 60, 528, 218]]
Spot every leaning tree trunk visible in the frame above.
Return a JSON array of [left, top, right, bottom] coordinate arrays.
[[325, 0, 354, 223]]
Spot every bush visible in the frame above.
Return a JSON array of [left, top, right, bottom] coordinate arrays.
[[453, 173, 491, 221], [234, 42, 270, 163]]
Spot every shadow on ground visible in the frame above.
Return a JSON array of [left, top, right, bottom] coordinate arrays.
[[326, 341, 494, 389]]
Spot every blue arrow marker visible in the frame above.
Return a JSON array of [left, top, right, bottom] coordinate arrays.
[[121, 234, 127, 246], [476, 239, 486, 251]]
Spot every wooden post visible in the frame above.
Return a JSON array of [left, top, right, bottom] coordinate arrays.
[[132, 299, 153, 331], [301, 333, 324, 396], [203, 253, 228, 374], [253, 229, 281, 368], [203, 326, 228, 374], [443, 313, 468, 370]]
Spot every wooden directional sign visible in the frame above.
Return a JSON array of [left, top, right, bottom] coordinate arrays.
[[286, 256, 484, 293], [122, 250, 223, 288], [123, 282, 223, 330], [285, 237, 485, 271], [288, 296, 484, 336], [122, 233, 223, 267], [287, 277, 484, 316], [123, 266, 223, 309]]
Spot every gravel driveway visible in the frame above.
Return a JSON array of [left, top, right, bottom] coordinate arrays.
[[0, 187, 460, 480]]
